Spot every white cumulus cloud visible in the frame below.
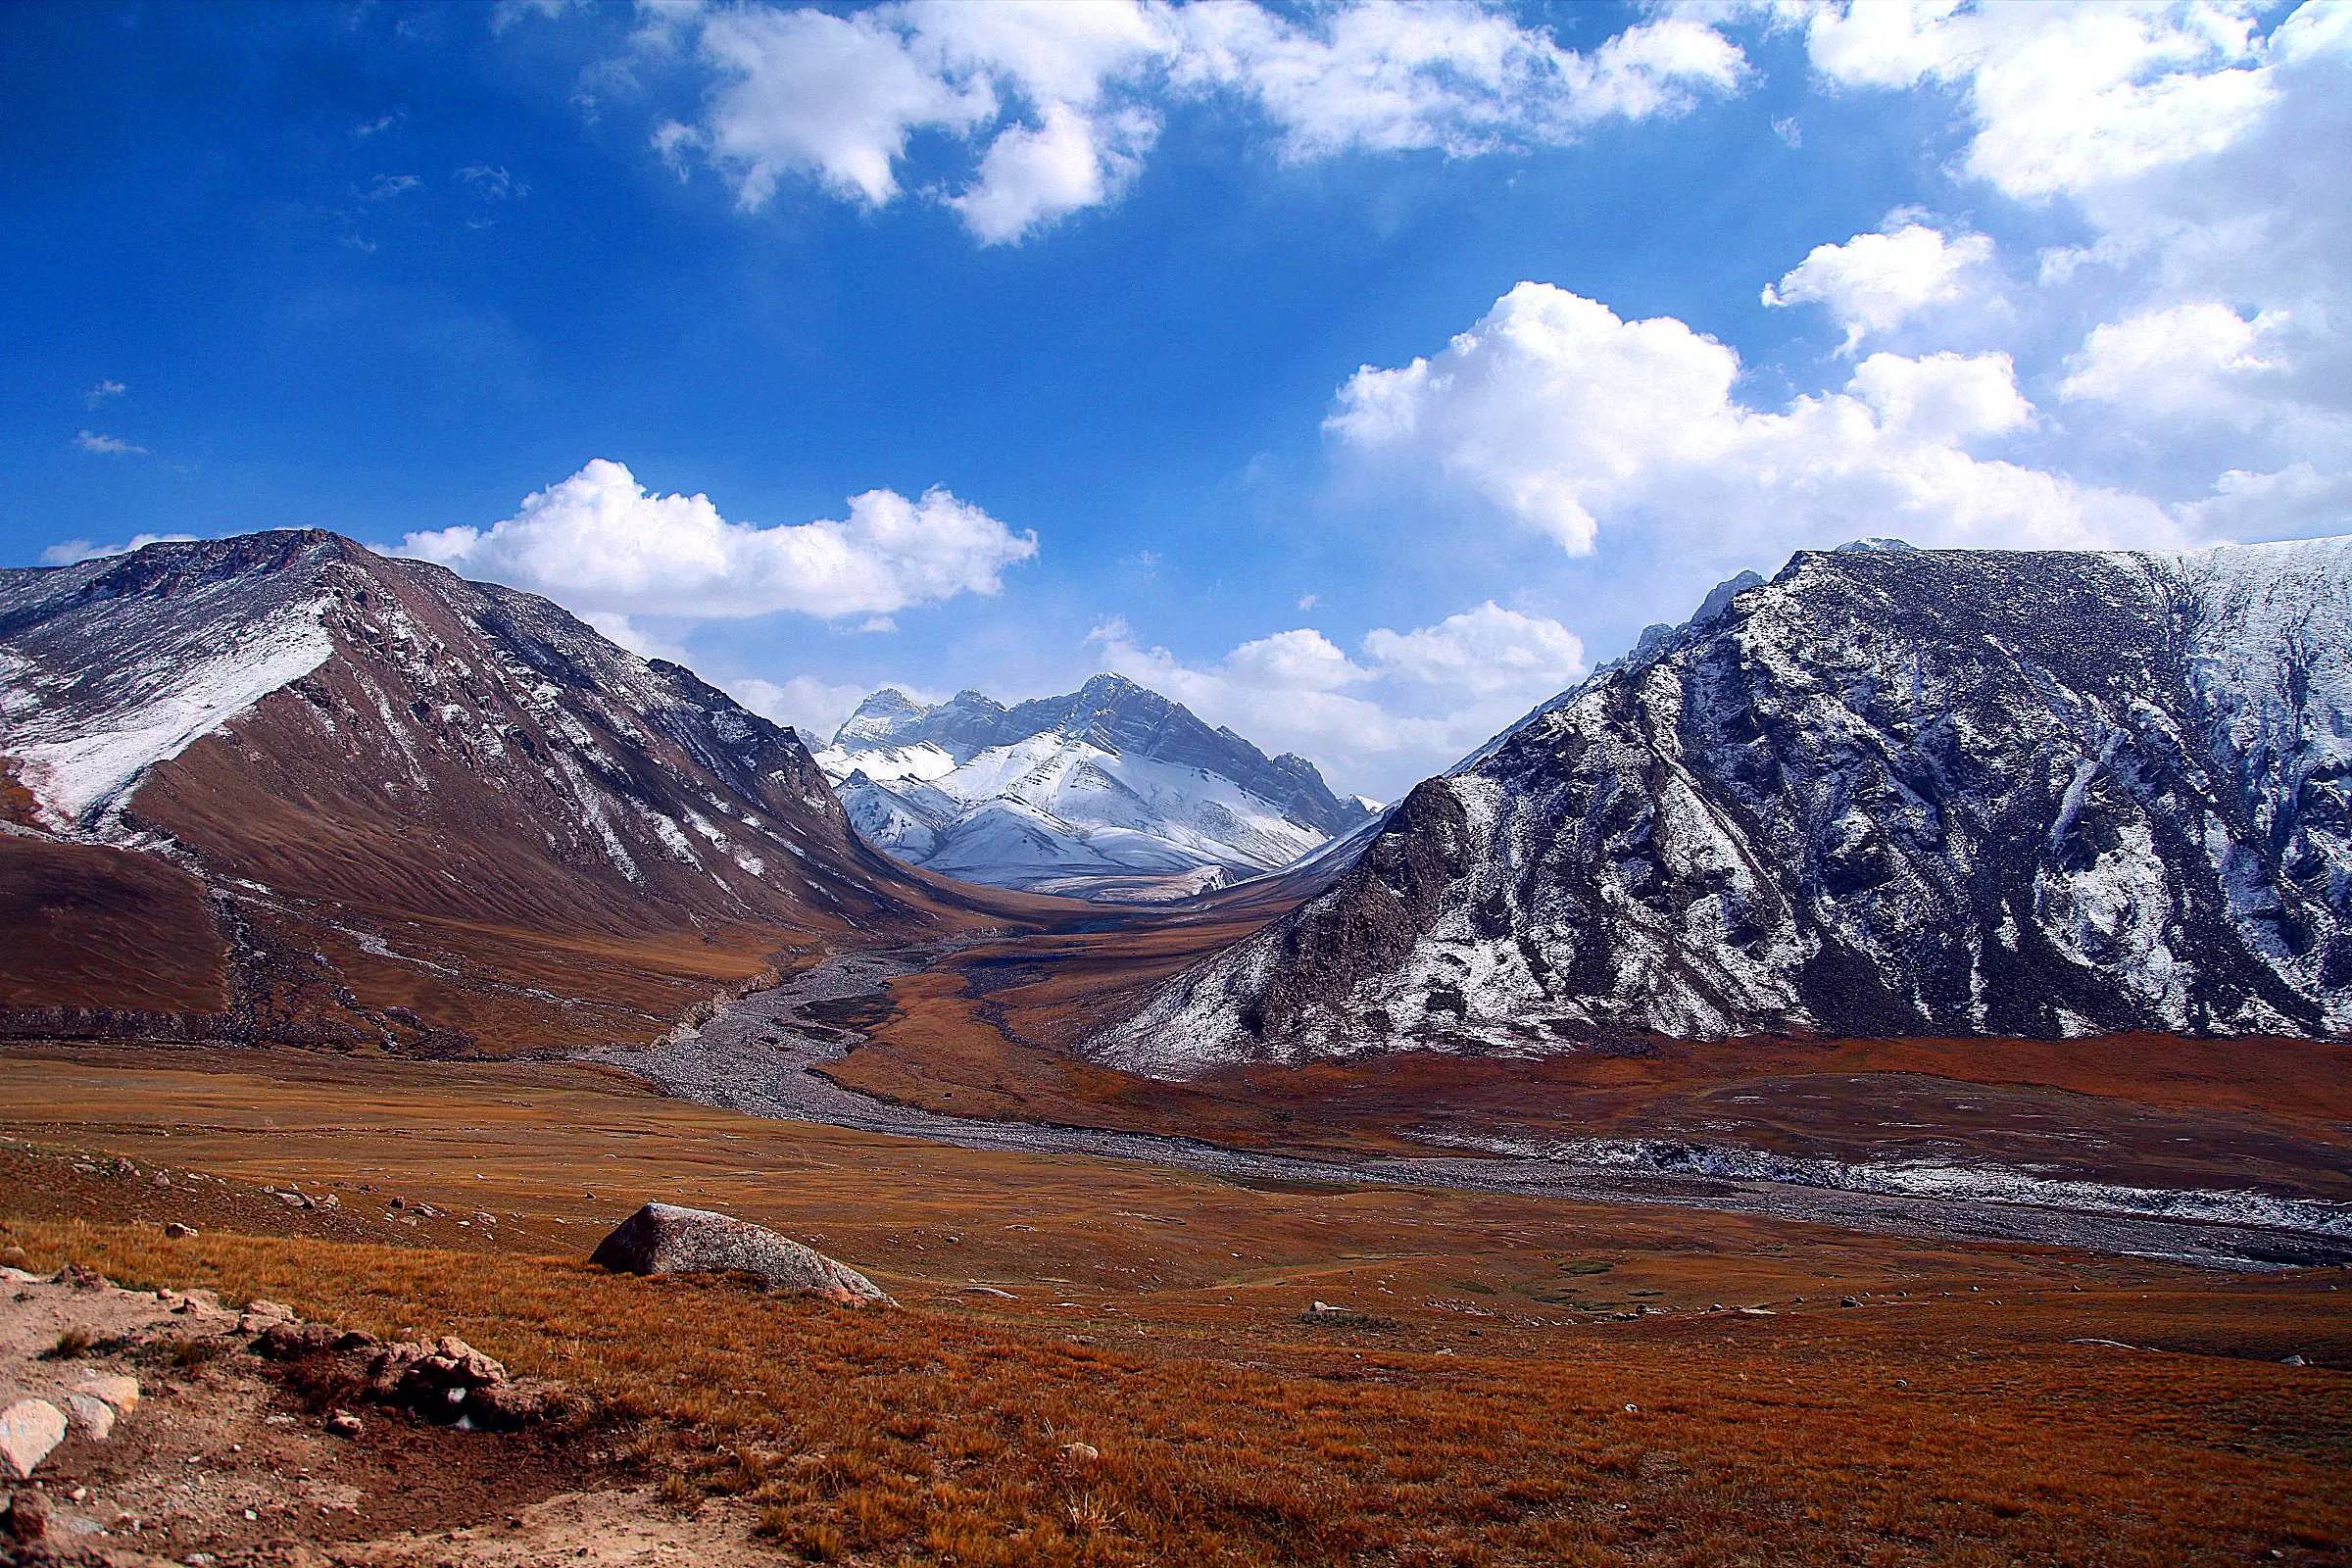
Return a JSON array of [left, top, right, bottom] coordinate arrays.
[[1762, 218, 1997, 354], [2059, 301, 2289, 427], [401, 458, 1037, 623], [1789, 1, 2352, 523], [949, 102, 1156, 245], [1361, 601, 1586, 698], [1326, 281, 2177, 564]]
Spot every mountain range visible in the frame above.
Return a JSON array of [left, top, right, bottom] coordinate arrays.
[[1092, 536, 2352, 1075], [813, 677, 1376, 902], [7, 528, 2346, 1079]]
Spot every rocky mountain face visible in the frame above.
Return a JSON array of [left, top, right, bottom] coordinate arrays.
[[0, 530, 992, 1051], [1092, 537, 2352, 1076], [814, 673, 1373, 902]]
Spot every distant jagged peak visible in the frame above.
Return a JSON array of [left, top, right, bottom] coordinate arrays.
[[813, 669, 1369, 899], [834, 685, 931, 745]]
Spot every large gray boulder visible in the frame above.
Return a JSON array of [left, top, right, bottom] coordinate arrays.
[[588, 1203, 891, 1305]]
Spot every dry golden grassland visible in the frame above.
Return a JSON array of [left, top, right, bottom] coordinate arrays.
[[3, 1043, 2348, 1565]]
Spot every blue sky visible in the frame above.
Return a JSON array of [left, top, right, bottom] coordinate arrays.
[[5, 1, 2347, 797]]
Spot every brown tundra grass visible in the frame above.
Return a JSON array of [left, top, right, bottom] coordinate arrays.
[[9, 1215, 2349, 1568]]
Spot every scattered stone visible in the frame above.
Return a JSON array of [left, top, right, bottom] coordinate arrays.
[[1, 1488, 52, 1544], [164, 1222, 197, 1240], [75, 1375, 140, 1413], [1059, 1442, 1101, 1466], [1301, 1301, 1397, 1330], [2282, 1352, 2308, 1366], [59, 1264, 108, 1293], [65, 1393, 116, 1441], [315, 1193, 341, 1211], [238, 1298, 297, 1331], [960, 1284, 1016, 1299], [0, 1400, 68, 1480], [589, 1202, 891, 1306], [325, 1411, 363, 1439], [1840, 1296, 1860, 1308]]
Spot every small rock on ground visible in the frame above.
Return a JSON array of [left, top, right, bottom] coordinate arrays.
[[0, 1399, 68, 1480]]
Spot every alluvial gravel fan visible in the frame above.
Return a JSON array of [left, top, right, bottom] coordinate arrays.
[[814, 673, 1375, 902], [1093, 537, 2352, 1076], [0, 530, 966, 1050]]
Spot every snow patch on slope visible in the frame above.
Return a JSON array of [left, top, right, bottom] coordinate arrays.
[[2, 595, 334, 834]]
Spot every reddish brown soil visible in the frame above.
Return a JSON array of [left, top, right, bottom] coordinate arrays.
[[0, 839, 228, 1014]]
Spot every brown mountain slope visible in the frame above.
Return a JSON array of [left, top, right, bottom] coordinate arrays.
[[0, 529, 1068, 1051]]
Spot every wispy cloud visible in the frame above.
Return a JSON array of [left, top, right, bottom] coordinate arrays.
[[74, 429, 147, 456], [83, 378, 126, 408], [455, 164, 529, 200], [353, 111, 406, 138], [363, 172, 422, 200]]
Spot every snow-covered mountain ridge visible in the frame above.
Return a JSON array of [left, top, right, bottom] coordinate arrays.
[[1093, 536, 2352, 1076], [814, 675, 1374, 902]]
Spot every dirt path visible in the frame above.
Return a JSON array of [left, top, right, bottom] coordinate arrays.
[[583, 946, 2352, 1272]]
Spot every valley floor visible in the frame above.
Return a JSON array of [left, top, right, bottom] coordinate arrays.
[[1, 1040, 2348, 1565], [578, 943, 2352, 1271]]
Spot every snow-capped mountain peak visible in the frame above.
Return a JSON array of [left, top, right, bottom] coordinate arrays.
[[812, 675, 1372, 902]]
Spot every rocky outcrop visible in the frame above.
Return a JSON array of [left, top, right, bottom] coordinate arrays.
[[251, 1320, 566, 1430], [1093, 538, 2352, 1074], [589, 1203, 891, 1305]]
